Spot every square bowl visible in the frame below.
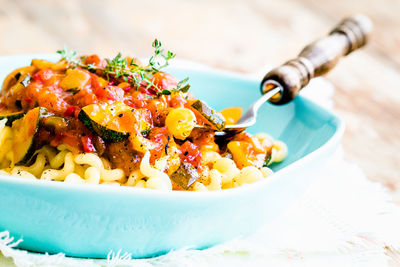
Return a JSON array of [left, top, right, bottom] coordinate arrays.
[[0, 54, 344, 258]]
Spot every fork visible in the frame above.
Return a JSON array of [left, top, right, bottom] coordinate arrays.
[[214, 14, 372, 137]]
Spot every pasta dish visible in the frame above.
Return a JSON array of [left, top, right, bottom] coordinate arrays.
[[0, 40, 287, 191]]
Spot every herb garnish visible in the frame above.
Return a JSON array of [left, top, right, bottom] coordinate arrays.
[[148, 39, 176, 72], [56, 46, 81, 67], [56, 39, 190, 96], [174, 77, 190, 93]]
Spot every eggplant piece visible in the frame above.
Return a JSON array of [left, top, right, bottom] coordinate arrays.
[[41, 115, 70, 133], [170, 162, 200, 189], [93, 135, 106, 156]]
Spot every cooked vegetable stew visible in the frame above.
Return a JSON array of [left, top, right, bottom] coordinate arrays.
[[0, 40, 287, 190]]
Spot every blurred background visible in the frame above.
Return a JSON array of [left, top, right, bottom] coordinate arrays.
[[0, 0, 399, 200]]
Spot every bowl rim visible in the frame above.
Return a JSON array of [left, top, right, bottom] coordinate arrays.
[[0, 53, 345, 200]]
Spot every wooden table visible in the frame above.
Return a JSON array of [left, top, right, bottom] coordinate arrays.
[[0, 0, 398, 201]]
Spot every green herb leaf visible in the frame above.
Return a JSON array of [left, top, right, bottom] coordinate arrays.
[[56, 45, 81, 67], [159, 89, 172, 96], [152, 39, 161, 49], [86, 63, 97, 73], [179, 84, 190, 93], [141, 128, 151, 137], [177, 77, 189, 86], [174, 77, 190, 93], [148, 39, 176, 72]]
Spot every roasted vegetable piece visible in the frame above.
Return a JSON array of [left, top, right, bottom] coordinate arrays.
[[79, 102, 152, 142], [0, 111, 25, 126], [12, 107, 48, 164], [5, 73, 32, 98], [60, 68, 91, 91], [129, 134, 153, 153], [220, 107, 242, 125], [79, 103, 130, 142], [31, 59, 67, 71], [1, 66, 35, 92], [227, 140, 266, 168], [41, 115, 69, 132], [190, 100, 225, 131], [93, 135, 106, 156], [170, 162, 200, 189], [134, 109, 152, 134]]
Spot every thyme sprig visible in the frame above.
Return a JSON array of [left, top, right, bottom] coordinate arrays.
[[103, 52, 127, 80], [148, 39, 176, 72], [56, 39, 190, 96], [174, 77, 190, 93], [56, 45, 81, 67]]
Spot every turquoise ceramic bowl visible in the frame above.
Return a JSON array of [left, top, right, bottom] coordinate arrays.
[[0, 55, 344, 258]]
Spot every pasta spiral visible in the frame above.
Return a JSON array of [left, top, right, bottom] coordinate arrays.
[[140, 151, 172, 190]]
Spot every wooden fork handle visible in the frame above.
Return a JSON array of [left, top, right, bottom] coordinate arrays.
[[261, 14, 373, 105]]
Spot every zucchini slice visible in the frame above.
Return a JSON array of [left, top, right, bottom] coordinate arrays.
[[190, 100, 225, 131], [12, 107, 47, 164], [78, 103, 131, 142], [79, 102, 153, 143], [170, 162, 200, 189], [0, 110, 25, 126]]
